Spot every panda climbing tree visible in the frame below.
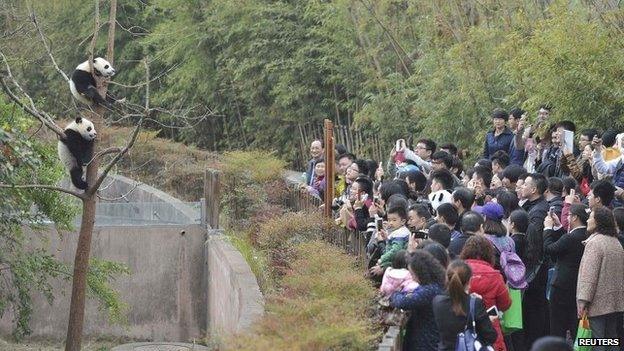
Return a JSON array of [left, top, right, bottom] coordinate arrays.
[[58, 56, 122, 192], [69, 57, 125, 109], [57, 117, 97, 190]]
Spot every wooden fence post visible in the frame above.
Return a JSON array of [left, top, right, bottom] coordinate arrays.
[[323, 119, 335, 218], [204, 169, 220, 229]]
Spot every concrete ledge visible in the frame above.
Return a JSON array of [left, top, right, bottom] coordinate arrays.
[[205, 236, 264, 336], [378, 326, 402, 351], [111, 342, 209, 351]]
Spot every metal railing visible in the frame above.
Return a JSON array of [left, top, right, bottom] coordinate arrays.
[[87, 201, 201, 226]]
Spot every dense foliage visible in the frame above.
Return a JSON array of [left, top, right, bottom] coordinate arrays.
[[3, 0, 624, 163]]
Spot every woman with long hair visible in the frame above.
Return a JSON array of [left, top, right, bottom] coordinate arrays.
[[460, 236, 512, 351], [390, 250, 446, 351], [433, 260, 497, 351]]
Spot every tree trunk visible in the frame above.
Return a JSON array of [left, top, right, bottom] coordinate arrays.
[[65, 1, 116, 350], [64, 198, 96, 351]]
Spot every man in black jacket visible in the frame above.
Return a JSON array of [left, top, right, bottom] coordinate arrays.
[[518, 173, 550, 349], [543, 203, 589, 339]]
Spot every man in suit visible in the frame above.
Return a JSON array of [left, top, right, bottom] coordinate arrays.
[[543, 203, 590, 339]]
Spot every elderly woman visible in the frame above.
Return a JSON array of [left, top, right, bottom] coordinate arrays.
[[577, 207, 624, 350]]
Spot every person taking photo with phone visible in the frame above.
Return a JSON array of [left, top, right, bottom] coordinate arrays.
[[369, 206, 410, 277]]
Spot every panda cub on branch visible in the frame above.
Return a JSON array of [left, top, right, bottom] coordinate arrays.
[[69, 57, 124, 108], [57, 117, 96, 190]]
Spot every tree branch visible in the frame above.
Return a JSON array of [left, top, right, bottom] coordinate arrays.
[[85, 147, 121, 166], [107, 0, 117, 65], [30, 11, 70, 82], [0, 54, 66, 138], [87, 0, 100, 79], [96, 182, 139, 202], [89, 118, 142, 195], [0, 183, 84, 199]]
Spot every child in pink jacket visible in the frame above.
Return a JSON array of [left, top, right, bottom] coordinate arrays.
[[380, 249, 418, 296]]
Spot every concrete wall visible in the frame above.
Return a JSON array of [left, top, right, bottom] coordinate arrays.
[[0, 174, 264, 342], [0, 224, 206, 341], [205, 233, 264, 336]]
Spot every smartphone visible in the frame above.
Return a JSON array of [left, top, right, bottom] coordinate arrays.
[[549, 206, 556, 216], [412, 231, 428, 240], [360, 194, 369, 202], [487, 305, 499, 317], [395, 139, 406, 152], [376, 218, 383, 231]]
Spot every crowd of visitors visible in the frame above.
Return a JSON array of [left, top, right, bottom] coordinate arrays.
[[300, 105, 624, 350]]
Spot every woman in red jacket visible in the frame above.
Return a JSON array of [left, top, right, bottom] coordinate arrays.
[[460, 235, 512, 351]]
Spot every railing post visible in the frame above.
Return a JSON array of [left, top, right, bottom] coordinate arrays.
[[204, 169, 220, 229], [200, 197, 206, 225], [323, 119, 335, 218]]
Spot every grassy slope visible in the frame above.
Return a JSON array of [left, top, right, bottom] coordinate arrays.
[[227, 241, 379, 351]]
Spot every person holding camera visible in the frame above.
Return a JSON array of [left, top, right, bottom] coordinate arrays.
[[592, 135, 624, 207]]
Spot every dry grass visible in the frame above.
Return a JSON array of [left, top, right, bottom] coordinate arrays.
[[111, 128, 221, 201]]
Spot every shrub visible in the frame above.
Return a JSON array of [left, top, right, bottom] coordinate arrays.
[[220, 151, 287, 228], [221, 150, 285, 184], [112, 128, 220, 201], [255, 211, 338, 281]]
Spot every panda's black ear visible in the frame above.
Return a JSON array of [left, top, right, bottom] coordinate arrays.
[[93, 58, 97, 63], [75, 117, 83, 124]]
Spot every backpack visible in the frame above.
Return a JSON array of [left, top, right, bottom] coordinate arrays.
[[455, 296, 487, 351], [488, 236, 528, 290]]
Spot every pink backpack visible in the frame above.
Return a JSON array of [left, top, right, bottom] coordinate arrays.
[[488, 236, 528, 290]]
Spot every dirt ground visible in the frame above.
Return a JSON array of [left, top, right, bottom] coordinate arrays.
[[0, 339, 119, 351]]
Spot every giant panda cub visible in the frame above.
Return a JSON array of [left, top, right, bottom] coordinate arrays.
[[57, 117, 97, 190], [69, 57, 124, 108]]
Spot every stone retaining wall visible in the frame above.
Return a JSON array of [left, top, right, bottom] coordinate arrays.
[[205, 232, 264, 336]]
